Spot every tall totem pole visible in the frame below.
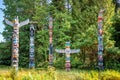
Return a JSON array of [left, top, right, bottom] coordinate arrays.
[[29, 24, 35, 68], [98, 9, 105, 70], [49, 16, 53, 66], [5, 16, 29, 71]]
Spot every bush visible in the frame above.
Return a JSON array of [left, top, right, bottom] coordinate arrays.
[[0, 68, 120, 80]]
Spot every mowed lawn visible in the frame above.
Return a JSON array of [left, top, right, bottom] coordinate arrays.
[[0, 66, 120, 80]]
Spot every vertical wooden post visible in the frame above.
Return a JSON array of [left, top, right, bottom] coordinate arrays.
[[5, 16, 29, 71], [49, 16, 53, 66], [29, 24, 35, 68], [98, 9, 105, 70]]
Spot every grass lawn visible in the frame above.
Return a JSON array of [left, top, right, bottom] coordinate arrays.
[[0, 66, 120, 80]]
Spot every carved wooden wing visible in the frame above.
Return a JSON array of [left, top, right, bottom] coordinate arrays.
[[55, 49, 65, 53], [4, 18, 14, 26], [19, 19, 29, 27], [70, 49, 80, 53]]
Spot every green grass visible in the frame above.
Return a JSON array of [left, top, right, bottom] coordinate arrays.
[[0, 66, 120, 80]]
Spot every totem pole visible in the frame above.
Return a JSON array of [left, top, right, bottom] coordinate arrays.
[[49, 16, 53, 66], [55, 42, 80, 71], [5, 16, 29, 71], [29, 24, 35, 68], [98, 9, 105, 70]]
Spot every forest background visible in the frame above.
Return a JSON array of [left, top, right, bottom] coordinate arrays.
[[0, 0, 120, 71]]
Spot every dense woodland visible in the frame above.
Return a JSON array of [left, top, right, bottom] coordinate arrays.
[[0, 0, 120, 70]]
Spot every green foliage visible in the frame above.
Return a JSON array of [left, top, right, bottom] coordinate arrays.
[[54, 56, 65, 69], [0, 42, 11, 65], [0, 0, 120, 70], [112, 14, 120, 48], [71, 56, 82, 68], [0, 68, 120, 80], [10, 69, 18, 80]]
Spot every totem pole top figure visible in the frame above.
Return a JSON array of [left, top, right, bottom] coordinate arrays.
[[98, 9, 105, 23], [49, 17, 53, 28], [55, 42, 80, 54], [99, 9, 105, 13], [98, 9, 105, 17], [5, 16, 29, 28], [30, 24, 35, 37]]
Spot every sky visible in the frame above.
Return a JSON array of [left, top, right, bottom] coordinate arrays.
[[0, 0, 5, 42]]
